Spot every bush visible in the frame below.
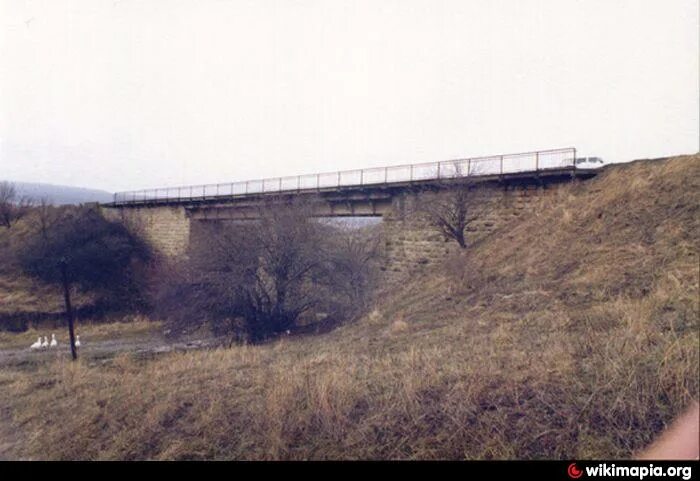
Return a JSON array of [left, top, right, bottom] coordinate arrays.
[[19, 205, 153, 312], [155, 199, 380, 343]]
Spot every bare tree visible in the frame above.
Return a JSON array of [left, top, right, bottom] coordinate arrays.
[[419, 162, 490, 248], [0, 182, 17, 225], [0, 181, 32, 229], [33, 197, 59, 242], [157, 198, 379, 344], [19, 206, 152, 359], [323, 223, 382, 310]]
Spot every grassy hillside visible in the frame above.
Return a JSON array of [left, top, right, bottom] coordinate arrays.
[[1, 154, 698, 460]]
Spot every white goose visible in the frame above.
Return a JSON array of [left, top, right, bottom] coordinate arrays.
[[49, 333, 58, 348], [30, 337, 42, 349], [75, 335, 81, 348], [41, 336, 49, 348]]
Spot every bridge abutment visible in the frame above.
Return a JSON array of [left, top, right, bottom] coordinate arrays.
[[380, 181, 568, 279], [103, 205, 190, 259]]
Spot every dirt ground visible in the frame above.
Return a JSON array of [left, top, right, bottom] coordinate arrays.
[[0, 335, 218, 369]]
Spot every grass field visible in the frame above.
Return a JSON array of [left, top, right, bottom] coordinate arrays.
[[0, 154, 697, 460]]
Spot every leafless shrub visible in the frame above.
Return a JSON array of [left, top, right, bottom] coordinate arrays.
[[321, 222, 382, 316], [156, 198, 380, 344], [30, 197, 61, 242], [0, 181, 32, 229]]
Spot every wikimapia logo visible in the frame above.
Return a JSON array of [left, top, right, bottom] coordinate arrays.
[[566, 462, 693, 480]]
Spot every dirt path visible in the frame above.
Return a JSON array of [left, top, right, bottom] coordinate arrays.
[[0, 336, 217, 369]]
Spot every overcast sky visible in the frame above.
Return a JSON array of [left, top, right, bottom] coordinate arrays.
[[1, 0, 698, 193]]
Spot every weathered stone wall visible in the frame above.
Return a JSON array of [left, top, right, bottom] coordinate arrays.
[[102, 205, 190, 259], [381, 182, 567, 278]]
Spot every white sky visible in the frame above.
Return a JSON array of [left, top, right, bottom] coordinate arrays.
[[1, 0, 698, 192]]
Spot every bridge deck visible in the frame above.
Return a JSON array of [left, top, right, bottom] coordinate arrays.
[[106, 147, 586, 208]]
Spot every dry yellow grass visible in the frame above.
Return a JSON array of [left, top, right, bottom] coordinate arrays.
[[0, 154, 698, 460], [0, 274, 94, 317]]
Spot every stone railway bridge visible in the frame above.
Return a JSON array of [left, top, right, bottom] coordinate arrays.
[[102, 148, 596, 277]]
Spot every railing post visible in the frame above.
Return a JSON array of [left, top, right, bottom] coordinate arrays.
[[279, 177, 282, 192], [317, 173, 320, 191], [500, 156, 504, 175], [535, 152, 539, 171], [437, 162, 441, 179], [297, 176, 301, 192], [467, 159, 471, 176], [360, 169, 364, 185], [337, 171, 341, 187], [384, 167, 388, 183], [245, 181, 249, 194], [410, 164, 414, 182]]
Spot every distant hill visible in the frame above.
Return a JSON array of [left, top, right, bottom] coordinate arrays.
[[5, 181, 113, 205]]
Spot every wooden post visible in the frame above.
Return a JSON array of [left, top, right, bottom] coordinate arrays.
[[59, 260, 77, 361]]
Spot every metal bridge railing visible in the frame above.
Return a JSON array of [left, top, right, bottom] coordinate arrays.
[[111, 147, 576, 205]]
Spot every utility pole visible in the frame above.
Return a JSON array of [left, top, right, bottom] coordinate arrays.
[[59, 259, 78, 360]]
